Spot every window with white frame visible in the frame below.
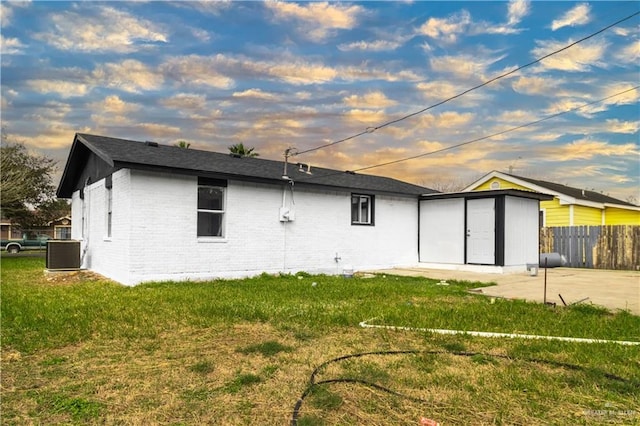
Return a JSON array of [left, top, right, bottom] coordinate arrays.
[[197, 177, 226, 237], [351, 194, 374, 225]]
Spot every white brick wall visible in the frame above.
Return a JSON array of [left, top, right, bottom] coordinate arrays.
[[74, 168, 419, 285], [72, 169, 132, 283]]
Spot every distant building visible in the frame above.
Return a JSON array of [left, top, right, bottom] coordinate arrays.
[[1, 216, 72, 240], [463, 171, 640, 226]]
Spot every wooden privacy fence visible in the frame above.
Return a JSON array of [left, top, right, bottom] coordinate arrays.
[[539, 225, 640, 270]]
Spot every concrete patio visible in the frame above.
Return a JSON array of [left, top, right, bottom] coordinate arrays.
[[370, 267, 640, 315]]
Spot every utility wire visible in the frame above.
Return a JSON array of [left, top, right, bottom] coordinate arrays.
[[354, 86, 639, 173], [295, 85, 639, 181], [293, 10, 640, 157]]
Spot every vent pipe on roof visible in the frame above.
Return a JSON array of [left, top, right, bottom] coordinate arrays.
[[282, 147, 297, 180], [145, 141, 159, 147]]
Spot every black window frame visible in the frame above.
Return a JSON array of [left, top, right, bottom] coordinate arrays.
[[197, 177, 227, 238], [351, 193, 375, 226]]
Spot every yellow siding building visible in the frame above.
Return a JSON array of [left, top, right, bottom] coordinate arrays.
[[464, 171, 640, 226]]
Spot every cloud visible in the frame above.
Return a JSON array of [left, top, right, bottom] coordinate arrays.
[[34, 6, 167, 53], [338, 39, 403, 52], [496, 110, 538, 124], [93, 59, 164, 93], [544, 97, 605, 117], [551, 3, 590, 31], [511, 75, 561, 96], [136, 122, 182, 137], [416, 80, 489, 106], [90, 95, 141, 115], [507, 0, 530, 26], [529, 132, 563, 143], [605, 119, 640, 134], [596, 83, 640, 108], [429, 53, 506, 81], [344, 109, 387, 124], [613, 40, 640, 65], [191, 28, 211, 42], [19, 123, 89, 150], [26, 79, 89, 98], [171, 1, 232, 16], [161, 55, 235, 89], [341, 65, 421, 83], [417, 111, 476, 130], [465, 1, 530, 36], [0, 1, 28, 27], [0, 3, 13, 27], [163, 53, 335, 87], [343, 91, 396, 108], [418, 10, 471, 44], [232, 88, 279, 100], [265, 1, 362, 42], [552, 138, 639, 161], [532, 38, 607, 71], [160, 93, 207, 110], [159, 53, 420, 87], [1, 34, 25, 54]]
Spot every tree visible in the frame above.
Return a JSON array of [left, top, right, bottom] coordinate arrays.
[[228, 143, 259, 157], [1, 139, 57, 226], [421, 178, 470, 193], [175, 140, 191, 149]]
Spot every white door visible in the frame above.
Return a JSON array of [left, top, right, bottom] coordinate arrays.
[[466, 198, 495, 264]]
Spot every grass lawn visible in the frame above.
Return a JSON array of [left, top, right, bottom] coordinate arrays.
[[2, 256, 639, 425]]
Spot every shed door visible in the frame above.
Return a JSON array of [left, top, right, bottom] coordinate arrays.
[[466, 198, 495, 264]]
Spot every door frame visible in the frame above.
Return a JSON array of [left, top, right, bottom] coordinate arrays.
[[464, 196, 505, 266]]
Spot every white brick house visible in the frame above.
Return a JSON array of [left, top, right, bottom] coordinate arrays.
[[58, 134, 550, 285], [58, 134, 432, 285]]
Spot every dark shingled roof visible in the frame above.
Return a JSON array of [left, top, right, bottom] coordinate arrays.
[[505, 173, 636, 207], [57, 133, 436, 198]]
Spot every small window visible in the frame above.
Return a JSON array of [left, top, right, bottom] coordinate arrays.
[[198, 183, 225, 237], [106, 186, 113, 238], [351, 194, 374, 225], [490, 181, 500, 189]]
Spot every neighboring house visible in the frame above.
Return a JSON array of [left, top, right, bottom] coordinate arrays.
[[49, 217, 73, 239], [1, 216, 71, 241], [57, 134, 548, 285], [463, 171, 640, 226], [1, 218, 22, 240]]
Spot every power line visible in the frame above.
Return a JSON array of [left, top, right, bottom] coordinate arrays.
[[294, 10, 640, 157], [296, 85, 639, 181]]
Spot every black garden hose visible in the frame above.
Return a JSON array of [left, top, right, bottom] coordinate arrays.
[[290, 349, 636, 425]]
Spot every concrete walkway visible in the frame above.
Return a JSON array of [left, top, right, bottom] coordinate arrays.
[[370, 267, 640, 315]]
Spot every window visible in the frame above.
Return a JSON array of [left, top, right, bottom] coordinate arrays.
[[106, 187, 112, 238], [105, 175, 113, 238], [490, 180, 500, 189], [198, 178, 226, 237], [351, 194, 374, 225], [55, 226, 71, 240]]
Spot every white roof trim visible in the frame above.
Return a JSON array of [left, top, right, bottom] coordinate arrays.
[[464, 171, 628, 210], [604, 203, 640, 211]]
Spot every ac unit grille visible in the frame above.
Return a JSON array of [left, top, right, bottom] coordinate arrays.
[[46, 241, 81, 270]]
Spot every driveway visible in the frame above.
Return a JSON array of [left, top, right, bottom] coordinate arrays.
[[370, 267, 640, 315]]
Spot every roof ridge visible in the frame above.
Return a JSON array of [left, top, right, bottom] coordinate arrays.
[[502, 171, 634, 206]]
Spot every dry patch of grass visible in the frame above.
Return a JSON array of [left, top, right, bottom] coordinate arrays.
[[3, 323, 638, 425]]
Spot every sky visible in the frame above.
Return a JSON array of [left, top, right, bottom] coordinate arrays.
[[1, 1, 639, 201]]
